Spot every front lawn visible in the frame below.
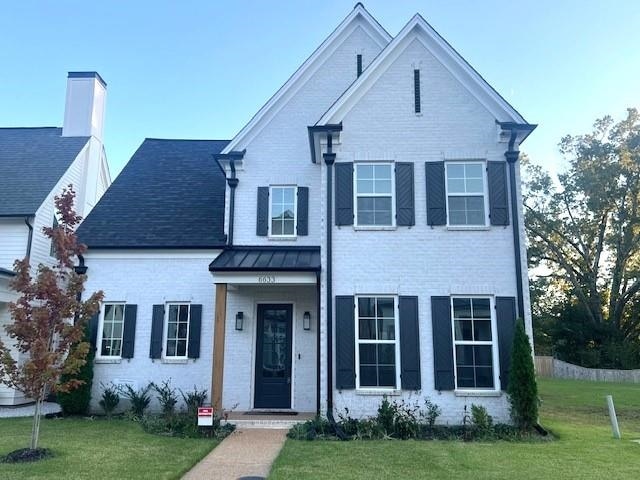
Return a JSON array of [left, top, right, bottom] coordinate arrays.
[[270, 378, 640, 479], [0, 417, 218, 480]]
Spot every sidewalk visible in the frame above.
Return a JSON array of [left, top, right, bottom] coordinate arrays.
[[182, 428, 288, 480]]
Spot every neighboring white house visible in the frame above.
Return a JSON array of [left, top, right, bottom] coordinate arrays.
[[0, 72, 111, 405], [77, 4, 535, 423]]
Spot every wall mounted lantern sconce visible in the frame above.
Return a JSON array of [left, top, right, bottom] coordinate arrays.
[[235, 312, 244, 331], [303, 311, 311, 331]]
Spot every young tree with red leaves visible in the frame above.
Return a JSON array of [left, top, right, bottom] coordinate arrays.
[[0, 186, 103, 451]]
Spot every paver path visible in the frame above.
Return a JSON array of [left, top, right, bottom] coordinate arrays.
[[183, 428, 287, 480]]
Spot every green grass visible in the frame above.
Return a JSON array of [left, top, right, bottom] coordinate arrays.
[[270, 378, 640, 479], [0, 417, 219, 480]]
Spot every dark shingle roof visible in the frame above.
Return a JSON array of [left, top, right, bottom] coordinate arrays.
[[0, 127, 90, 216], [210, 246, 321, 272], [77, 138, 230, 248]]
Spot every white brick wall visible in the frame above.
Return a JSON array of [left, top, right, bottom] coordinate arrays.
[[83, 251, 220, 412]]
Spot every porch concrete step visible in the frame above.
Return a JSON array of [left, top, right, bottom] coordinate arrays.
[[223, 412, 314, 430]]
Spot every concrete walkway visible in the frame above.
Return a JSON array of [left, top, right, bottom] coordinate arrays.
[[183, 428, 288, 480], [0, 402, 61, 418]]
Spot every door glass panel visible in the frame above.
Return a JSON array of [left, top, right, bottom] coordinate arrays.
[[262, 309, 288, 378]]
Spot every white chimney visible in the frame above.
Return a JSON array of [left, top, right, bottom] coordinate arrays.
[[62, 71, 107, 140]]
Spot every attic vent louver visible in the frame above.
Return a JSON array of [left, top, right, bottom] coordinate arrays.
[[357, 54, 363, 77], [414, 69, 421, 113]]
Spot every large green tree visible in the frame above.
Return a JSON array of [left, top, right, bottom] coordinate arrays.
[[525, 108, 640, 350]]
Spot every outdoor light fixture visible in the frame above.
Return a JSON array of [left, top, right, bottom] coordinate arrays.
[[303, 311, 311, 330], [235, 312, 244, 331]]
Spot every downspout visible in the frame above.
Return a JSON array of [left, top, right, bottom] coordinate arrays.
[[315, 271, 321, 416], [24, 216, 34, 259], [226, 160, 238, 246], [505, 129, 525, 320], [323, 132, 346, 438]]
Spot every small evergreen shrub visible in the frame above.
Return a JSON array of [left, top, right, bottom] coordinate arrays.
[[422, 397, 442, 428], [119, 383, 152, 418], [470, 404, 493, 436], [507, 320, 539, 430], [180, 386, 208, 416], [57, 337, 94, 415], [153, 379, 178, 417], [99, 383, 120, 418]]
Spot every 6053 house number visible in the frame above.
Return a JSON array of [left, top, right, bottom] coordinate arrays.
[[258, 275, 276, 284]]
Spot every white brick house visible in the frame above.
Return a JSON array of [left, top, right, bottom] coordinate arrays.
[[0, 72, 111, 405], [77, 5, 535, 423]]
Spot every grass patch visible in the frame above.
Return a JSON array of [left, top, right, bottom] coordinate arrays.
[[270, 378, 640, 479], [0, 416, 219, 479]]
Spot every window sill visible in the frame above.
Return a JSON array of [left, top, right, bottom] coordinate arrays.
[[95, 358, 122, 364], [454, 390, 502, 397], [446, 226, 491, 231], [161, 358, 190, 364], [355, 389, 402, 396], [268, 236, 298, 241], [353, 226, 397, 231]]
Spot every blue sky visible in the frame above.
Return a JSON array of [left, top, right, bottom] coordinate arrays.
[[1, 1, 638, 177]]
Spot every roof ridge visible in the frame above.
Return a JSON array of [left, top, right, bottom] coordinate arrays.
[[0, 126, 61, 130], [144, 138, 231, 142]]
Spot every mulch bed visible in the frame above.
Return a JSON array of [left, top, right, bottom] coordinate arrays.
[[1, 448, 53, 463]]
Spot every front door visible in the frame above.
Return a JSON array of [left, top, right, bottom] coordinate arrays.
[[254, 304, 293, 409]]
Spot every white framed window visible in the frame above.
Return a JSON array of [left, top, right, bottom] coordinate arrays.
[[97, 303, 125, 358], [451, 296, 498, 390], [354, 163, 395, 227], [355, 295, 400, 389], [164, 303, 191, 358], [269, 186, 297, 237], [445, 162, 488, 226]]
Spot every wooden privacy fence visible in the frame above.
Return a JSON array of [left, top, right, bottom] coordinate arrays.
[[535, 356, 640, 383]]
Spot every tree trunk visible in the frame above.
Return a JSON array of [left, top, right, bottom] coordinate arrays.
[[30, 389, 45, 450]]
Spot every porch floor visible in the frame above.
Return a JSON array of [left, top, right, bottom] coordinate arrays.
[[223, 411, 315, 429]]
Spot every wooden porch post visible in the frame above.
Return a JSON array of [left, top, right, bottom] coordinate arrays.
[[212, 283, 227, 412]]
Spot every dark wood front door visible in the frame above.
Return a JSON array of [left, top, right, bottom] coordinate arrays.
[[254, 304, 293, 409]]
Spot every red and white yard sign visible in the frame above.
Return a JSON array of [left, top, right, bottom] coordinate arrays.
[[197, 407, 214, 427]]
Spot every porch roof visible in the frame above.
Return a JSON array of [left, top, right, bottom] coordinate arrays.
[[209, 246, 321, 272]]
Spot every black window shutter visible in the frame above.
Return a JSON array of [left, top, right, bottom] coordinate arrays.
[[88, 312, 99, 351], [399, 296, 421, 390], [297, 187, 309, 236], [150, 305, 164, 359], [496, 296, 517, 390], [425, 162, 446, 226], [121, 305, 137, 359], [188, 304, 202, 359], [488, 161, 510, 226], [431, 296, 454, 390], [395, 163, 415, 226], [335, 163, 354, 226], [335, 295, 356, 389], [256, 186, 269, 236]]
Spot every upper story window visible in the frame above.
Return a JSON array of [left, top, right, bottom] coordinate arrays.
[[451, 297, 496, 390], [98, 303, 125, 358], [356, 295, 399, 389], [165, 303, 191, 358], [354, 163, 394, 227], [445, 162, 488, 226], [269, 186, 297, 237]]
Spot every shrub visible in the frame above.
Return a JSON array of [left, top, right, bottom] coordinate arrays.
[[471, 404, 493, 436], [422, 397, 441, 428], [119, 383, 152, 418], [507, 320, 539, 430], [57, 334, 95, 415], [153, 379, 178, 417], [180, 386, 208, 416], [139, 411, 234, 439], [288, 416, 333, 440], [99, 383, 120, 418]]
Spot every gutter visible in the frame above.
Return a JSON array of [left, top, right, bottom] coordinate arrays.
[[307, 124, 342, 164], [214, 150, 245, 246]]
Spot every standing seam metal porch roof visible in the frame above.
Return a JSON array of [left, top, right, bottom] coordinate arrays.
[[209, 246, 321, 272]]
